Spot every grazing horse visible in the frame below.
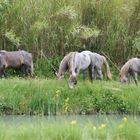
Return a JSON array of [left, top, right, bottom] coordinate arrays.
[[0, 50, 33, 77], [56, 51, 93, 88], [56, 50, 112, 88], [119, 57, 140, 85], [68, 51, 93, 88]]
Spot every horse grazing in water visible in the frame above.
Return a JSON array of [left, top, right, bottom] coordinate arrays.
[[56, 50, 112, 88], [119, 57, 140, 85], [0, 50, 33, 77]]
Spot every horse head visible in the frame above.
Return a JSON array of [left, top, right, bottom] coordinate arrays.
[[108, 71, 112, 80], [119, 73, 128, 83], [55, 71, 64, 80], [119, 60, 132, 83]]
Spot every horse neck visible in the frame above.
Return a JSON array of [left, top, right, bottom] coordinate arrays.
[[58, 53, 72, 76], [120, 61, 131, 78], [58, 60, 67, 76]]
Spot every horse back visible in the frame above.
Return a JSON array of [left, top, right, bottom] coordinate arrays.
[[0, 50, 33, 68], [131, 58, 140, 72]]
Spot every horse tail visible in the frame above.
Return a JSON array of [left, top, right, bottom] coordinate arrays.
[[30, 54, 34, 76], [102, 56, 112, 80]]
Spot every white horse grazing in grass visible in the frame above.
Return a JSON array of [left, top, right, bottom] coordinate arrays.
[[119, 57, 140, 85], [56, 50, 112, 88], [56, 51, 93, 88], [68, 51, 94, 88]]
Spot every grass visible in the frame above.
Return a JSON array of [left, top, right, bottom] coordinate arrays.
[[0, 115, 140, 140], [0, 78, 140, 139], [0, 77, 140, 115]]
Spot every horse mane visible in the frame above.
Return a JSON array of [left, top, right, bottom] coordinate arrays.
[[119, 58, 133, 79], [68, 52, 77, 73], [102, 56, 112, 80], [58, 52, 74, 76]]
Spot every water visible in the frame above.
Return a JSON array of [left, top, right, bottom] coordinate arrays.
[[0, 114, 136, 125]]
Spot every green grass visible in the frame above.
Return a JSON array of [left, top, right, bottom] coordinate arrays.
[[0, 115, 140, 140], [0, 78, 140, 139], [0, 78, 140, 115]]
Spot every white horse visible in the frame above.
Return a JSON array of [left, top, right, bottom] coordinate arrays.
[[56, 50, 112, 88], [68, 51, 93, 88], [56, 51, 93, 88]]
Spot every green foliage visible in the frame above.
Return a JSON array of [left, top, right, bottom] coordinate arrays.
[[34, 56, 61, 78], [5, 30, 21, 46], [72, 25, 100, 39], [132, 31, 140, 53], [0, 0, 139, 64]]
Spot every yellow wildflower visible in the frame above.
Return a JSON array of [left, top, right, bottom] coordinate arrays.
[[70, 120, 77, 125], [56, 94, 59, 97], [64, 106, 69, 112], [56, 90, 60, 94], [93, 126, 97, 131], [65, 97, 69, 102], [118, 124, 124, 128], [122, 117, 128, 123], [99, 123, 107, 130]]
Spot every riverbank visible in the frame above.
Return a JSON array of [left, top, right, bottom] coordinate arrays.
[[0, 78, 140, 115]]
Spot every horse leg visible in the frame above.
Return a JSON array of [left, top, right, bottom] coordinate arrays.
[[130, 70, 138, 85], [22, 65, 26, 75], [132, 72, 138, 86], [22, 64, 33, 77], [0, 68, 5, 78], [88, 64, 95, 81], [97, 68, 103, 80], [128, 74, 131, 84], [19, 64, 27, 77], [93, 67, 97, 80], [3, 69, 6, 77], [82, 70, 87, 80]]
